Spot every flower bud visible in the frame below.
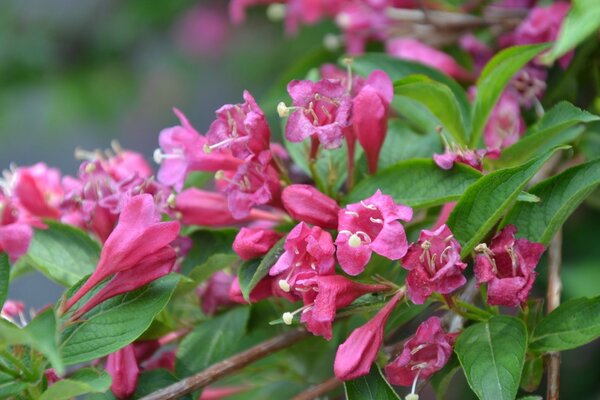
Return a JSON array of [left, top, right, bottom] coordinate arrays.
[[106, 345, 139, 399], [233, 227, 281, 260], [282, 185, 339, 229]]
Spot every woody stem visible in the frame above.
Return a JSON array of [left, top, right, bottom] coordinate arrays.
[[290, 377, 341, 400], [546, 229, 562, 400]]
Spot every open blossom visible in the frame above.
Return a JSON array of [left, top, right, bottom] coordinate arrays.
[[336, 190, 412, 276], [385, 316, 455, 386], [206, 91, 270, 158], [474, 225, 545, 307], [106, 345, 139, 399], [293, 275, 389, 340], [0, 196, 34, 262], [64, 194, 180, 313], [284, 78, 351, 149], [12, 163, 63, 219], [282, 184, 339, 229], [270, 222, 335, 292], [155, 108, 241, 191], [386, 38, 474, 81], [484, 91, 526, 150], [402, 224, 467, 304], [233, 227, 281, 260], [334, 291, 403, 380]]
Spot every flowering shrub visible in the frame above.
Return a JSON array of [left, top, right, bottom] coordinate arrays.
[[1, 1, 600, 399]]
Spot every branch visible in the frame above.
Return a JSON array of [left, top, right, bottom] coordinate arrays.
[[140, 329, 309, 400], [546, 230, 563, 400], [290, 377, 342, 400]]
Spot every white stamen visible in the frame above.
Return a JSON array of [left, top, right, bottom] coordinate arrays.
[[348, 234, 362, 248], [282, 312, 294, 325], [345, 211, 359, 217], [278, 279, 291, 293], [277, 102, 290, 118], [370, 217, 383, 224], [167, 193, 176, 207], [266, 3, 286, 21], [360, 200, 377, 210]]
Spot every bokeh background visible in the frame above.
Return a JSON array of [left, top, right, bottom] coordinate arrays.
[[2, 1, 599, 398]]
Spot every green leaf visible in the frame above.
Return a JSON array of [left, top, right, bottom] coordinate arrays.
[[503, 159, 600, 244], [520, 357, 543, 392], [540, 0, 600, 65], [378, 119, 442, 169], [346, 159, 481, 208], [60, 274, 179, 365], [24, 221, 100, 286], [352, 53, 470, 128], [40, 368, 111, 400], [470, 44, 551, 147], [180, 229, 237, 275], [238, 238, 285, 302], [494, 102, 599, 167], [188, 253, 239, 284], [176, 307, 250, 377], [344, 364, 400, 400], [447, 147, 564, 258], [430, 356, 460, 400], [455, 316, 527, 400], [0, 253, 8, 309], [395, 76, 467, 145], [530, 296, 600, 353]]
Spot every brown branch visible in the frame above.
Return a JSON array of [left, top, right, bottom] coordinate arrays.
[[546, 230, 563, 400], [140, 329, 309, 400], [291, 377, 342, 400]]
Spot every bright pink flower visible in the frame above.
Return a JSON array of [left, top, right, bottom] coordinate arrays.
[[229, 276, 273, 304], [45, 369, 60, 386], [484, 91, 525, 150], [197, 271, 237, 315], [155, 108, 241, 191], [385, 316, 455, 386], [294, 275, 389, 340], [270, 222, 336, 291], [386, 38, 474, 81], [13, 163, 63, 219], [175, 189, 240, 227], [233, 227, 282, 260], [219, 152, 282, 219], [64, 194, 180, 313], [71, 246, 176, 319], [335, 1, 391, 54], [106, 345, 139, 399], [206, 91, 270, 158], [284, 79, 352, 149], [104, 150, 153, 182], [336, 190, 412, 276], [474, 225, 545, 307], [199, 386, 250, 400], [0, 197, 33, 262], [334, 291, 402, 380], [402, 224, 467, 304], [1, 300, 25, 320], [282, 184, 339, 229], [433, 146, 499, 171]]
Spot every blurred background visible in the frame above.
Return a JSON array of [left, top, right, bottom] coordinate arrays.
[[2, 1, 599, 398]]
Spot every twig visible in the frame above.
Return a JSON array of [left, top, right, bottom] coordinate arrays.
[[140, 329, 309, 400], [546, 230, 562, 400], [291, 377, 342, 400]]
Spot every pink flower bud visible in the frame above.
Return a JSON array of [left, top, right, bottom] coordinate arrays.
[[233, 227, 281, 260], [175, 189, 240, 227], [334, 291, 403, 380], [106, 345, 139, 399], [282, 185, 339, 229]]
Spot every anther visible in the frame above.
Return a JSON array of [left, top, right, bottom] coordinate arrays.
[[348, 234, 362, 248], [277, 102, 290, 118], [360, 200, 377, 210], [370, 217, 383, 224], [278, 279, 291, 293]]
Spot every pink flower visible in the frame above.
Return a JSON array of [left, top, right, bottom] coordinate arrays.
[[0, 196, 33, 262], [294, 275, 389, 340], [282, 184, 339, 229], [12, 163, 63, 219], [284, 79, 352, 149], [1, 299, 25, 321], [155, 108, 241, 191], [233, 227, 282, 260], [229, 276, 273, 304], [335, 1, 391, 54], [484, 91, 525, 150], [174, 5, 230, 58], [384, 316, 455, 386], [402, 224, 467, 304], [197, 271, 237, 316], [206, 91, 270, 158], [474, 225, 545, 307], [386, 38, 474, 81], [270, 222, 336, 291], [103, 149, 153, 182], [459, 34, 493, 73], [175, 189, 240, 227], [433, 145, 499, 171], [64, 194, 180, 313], [70, 246, 176, 320], [336, 190, 412, 276], [349, 70, 394, 174], [334, 291, 403, 380], [106, 345, 139, 399]]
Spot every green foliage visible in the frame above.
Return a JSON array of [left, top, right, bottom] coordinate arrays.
[[0, 253, 8, 310], [180, 229, 238, 275], [520, 357, 544, 392], [24, 221, 100, 286], [176, 307, 250, 377], [377, 119, 442, 169], [455, 316, 528, 400], [448, 147, 565, 258], [133, 369, 192, 399], [238, 238, 285, 302], [470, 44, 551, 147], [60, 274, 179, 365], [530, 296, 600, 353], [344, 364, 400, 400], [347, 158, 481, 208], [503, 158, 600, 244], [40, 368, 111, 400]]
